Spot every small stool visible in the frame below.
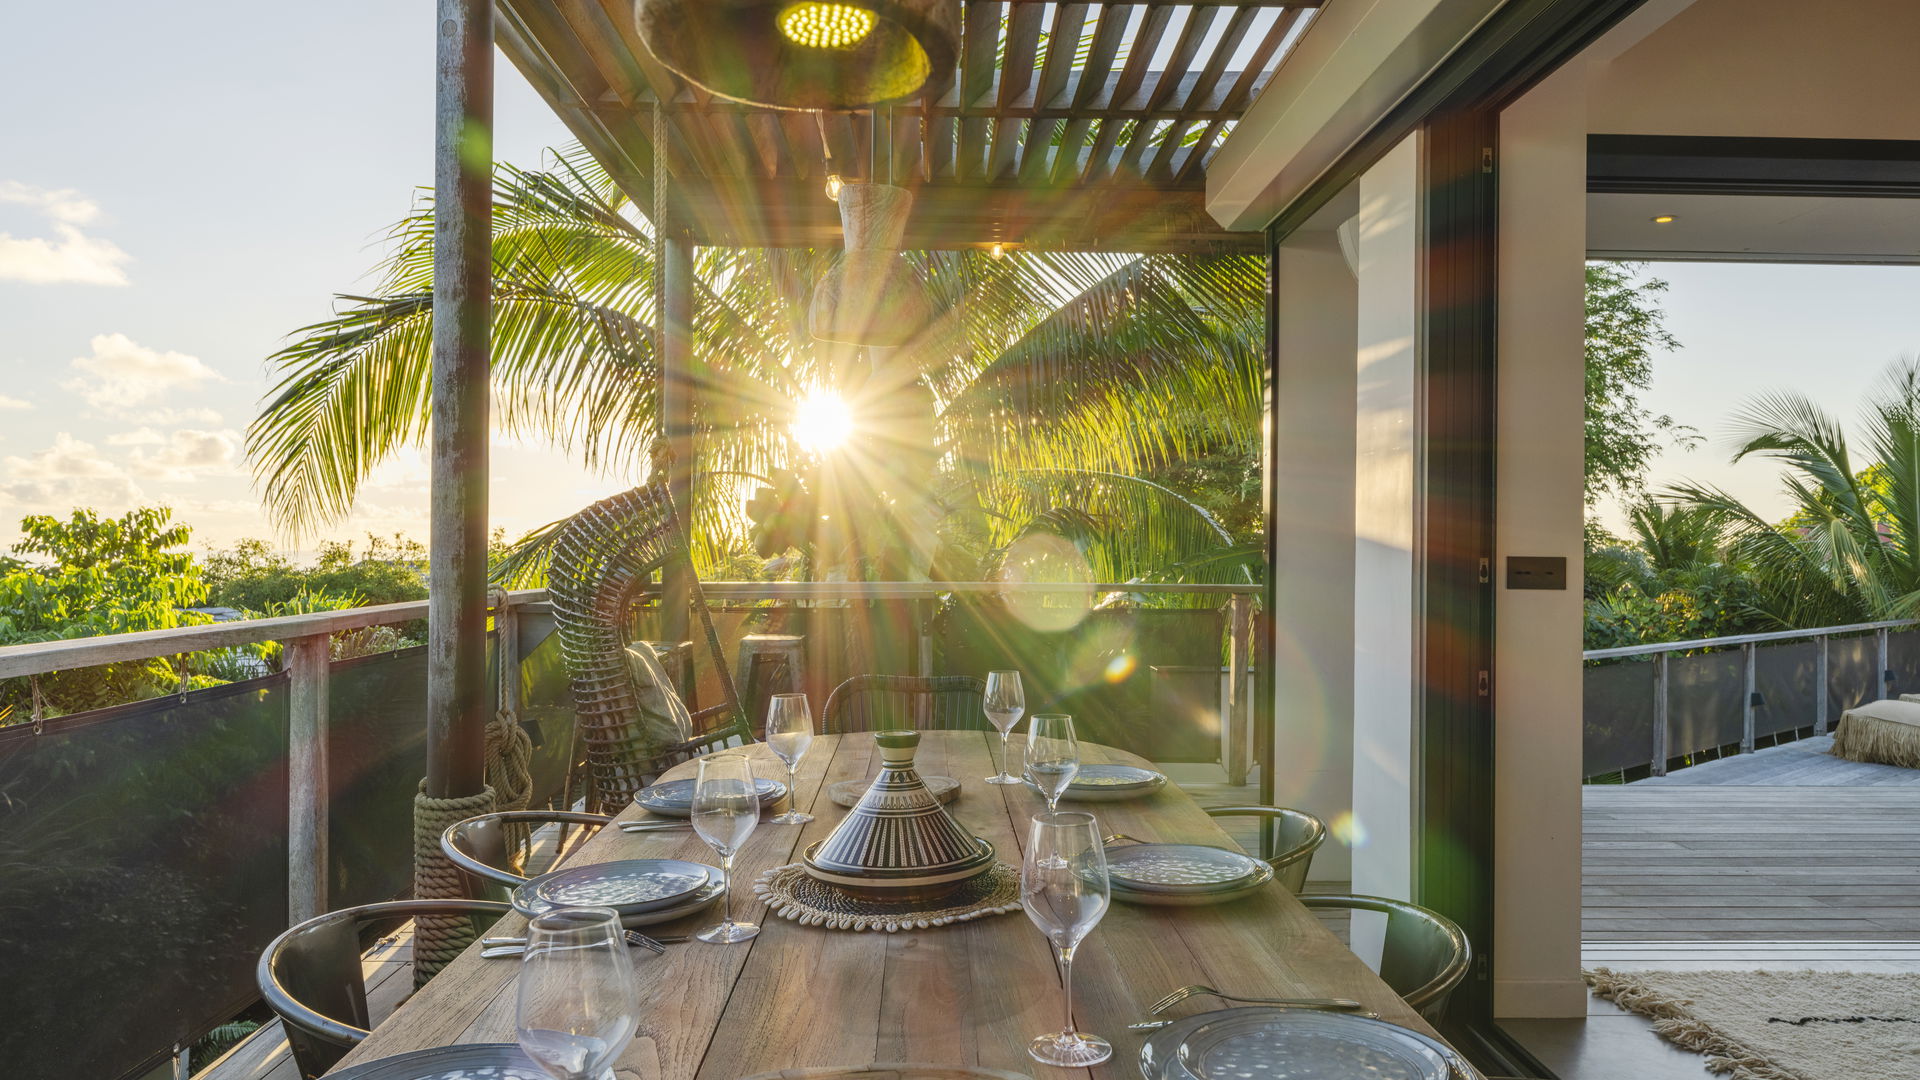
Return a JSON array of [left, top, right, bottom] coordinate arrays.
[[735, 634, 805, 728]]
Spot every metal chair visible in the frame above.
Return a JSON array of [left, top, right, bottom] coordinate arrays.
[[257, 898, 510, 1078], [547, 483, 754, 812], [821, 674, 989, 735], [1204, 805, 1327, 892], [439, 809, 613, 901], [1297, 894, 1471, 1021]]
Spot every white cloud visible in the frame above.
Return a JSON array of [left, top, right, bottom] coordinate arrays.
[[62, 332, 225, 410], [0, 395, 31, 411], [129, 428, 241, 480], [145, 406, 225, 426], [108, 427, 165, 446], [0, 432, 146, 509], [0, 181, 132, 286]]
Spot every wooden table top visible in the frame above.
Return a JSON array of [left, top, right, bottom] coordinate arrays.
[[333, 732, 1446, 1079]]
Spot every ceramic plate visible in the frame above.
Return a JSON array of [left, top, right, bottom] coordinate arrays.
[[325, 1043, 544, 1080], [1108, 860, 1274, 906], [634, 776, 786, 818], [1176, 1010, 1455, 1080], [1024, 764, 1167, 802], [1140, 1009, 1477, 1080], [526, 858, 711, 914], [515, 874, 724, 926], [1105, 843, 1264, 893]]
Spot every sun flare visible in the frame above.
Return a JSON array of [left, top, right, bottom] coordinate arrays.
[[791, 388, 855, 454]]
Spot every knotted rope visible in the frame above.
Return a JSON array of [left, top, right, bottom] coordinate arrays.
[[411, 782, 496, 986]]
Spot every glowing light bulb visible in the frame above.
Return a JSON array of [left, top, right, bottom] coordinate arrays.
[[824, 173, 844, 201], [779, 3, 877, 49], [990, 242, 1004, 259], [1652, 215, 1676, 224]]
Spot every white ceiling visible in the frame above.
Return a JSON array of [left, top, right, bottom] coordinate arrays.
[[1587, 192, 1920, 264]]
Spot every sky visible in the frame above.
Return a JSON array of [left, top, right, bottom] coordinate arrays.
[[1602, 261, 1920, 535], [0, 1, 622, 559], [1, 5, 1914, 563]]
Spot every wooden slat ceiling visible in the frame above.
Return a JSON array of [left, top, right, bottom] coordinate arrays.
[[497, 0, 1321, 252]]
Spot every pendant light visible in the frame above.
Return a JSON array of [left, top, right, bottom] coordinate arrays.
[[636, 0, 959, 111], [809, 180, 931, 347]]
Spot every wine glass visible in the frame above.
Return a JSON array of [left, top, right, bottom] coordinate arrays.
[[1022, 811, 1112, 1067], [983, 670, 1026, 784], [765, 693, 815, 825], [516, 906, 639, 1080], [1025, 712, 1080, 811], [691, 752, 761, 943]]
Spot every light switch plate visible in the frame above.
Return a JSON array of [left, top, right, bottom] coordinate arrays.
[[1506, 556, 1567, 590]]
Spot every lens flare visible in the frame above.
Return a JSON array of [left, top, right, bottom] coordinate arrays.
[[779, 3, 877, 49], [1330, 811, 1367, 849], [1103, 653, 1137, 683], [791, 388, 855, 454]]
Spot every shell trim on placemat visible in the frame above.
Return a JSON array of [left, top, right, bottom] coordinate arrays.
[[753, 860, 1023, 932]]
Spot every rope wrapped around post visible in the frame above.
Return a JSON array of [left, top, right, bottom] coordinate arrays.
[[411, 782, 497, 985]]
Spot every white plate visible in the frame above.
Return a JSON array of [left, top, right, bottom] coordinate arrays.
[[1108, 861, 1274, 906], [1105, 843, 1265, 893], [1141, 1009, 1477, 1080], [633, 777, 787, 818], [1024, 764, 1168, 802], [514, 875, 725, 926], [1177, 1009, 1455, 1080], [526, 858, 712, 914]]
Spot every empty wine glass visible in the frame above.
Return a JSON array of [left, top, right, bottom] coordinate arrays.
[[516, 906, 639, 1080], [691, 752, 760, 943], [1022, 811, 1112, 1067], [983, 670, 1026, 784], [1025, 712, 1080, 811], [765, 693, 814, 825]]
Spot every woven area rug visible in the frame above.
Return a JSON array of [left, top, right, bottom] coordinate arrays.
[[1585, 968, 1920, 1080]]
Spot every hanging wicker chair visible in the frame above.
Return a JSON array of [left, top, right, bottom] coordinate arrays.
[[548, 483, 752, 813]]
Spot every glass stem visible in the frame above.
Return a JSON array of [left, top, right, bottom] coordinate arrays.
[[1059, 945, 1078, 1037], [788, 763, 798, 809], [721, 852, 735, 927], [999, 730, 1011, 775]]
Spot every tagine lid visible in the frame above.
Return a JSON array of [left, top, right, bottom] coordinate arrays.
[[803, 729, 995, 887]]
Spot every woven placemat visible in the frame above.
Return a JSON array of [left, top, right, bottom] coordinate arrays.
[[752, 862, 1023, 932]]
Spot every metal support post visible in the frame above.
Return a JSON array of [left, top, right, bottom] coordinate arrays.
[[1879, 627, 1892, 699], [424, 0, 494, 800], [1740, 642, 1756, 753], [1223, 595, 1254, 786], [1651, 651, 1670, 776], [1815, 635, 1830, 735], [287, 633, 330, 922]]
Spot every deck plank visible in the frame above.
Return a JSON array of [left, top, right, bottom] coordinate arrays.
[[1583, 743, 1920, 943]]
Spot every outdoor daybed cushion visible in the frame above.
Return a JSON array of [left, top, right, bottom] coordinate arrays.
[[1832, 698, 1920, 768]]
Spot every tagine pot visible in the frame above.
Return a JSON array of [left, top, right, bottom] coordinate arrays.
[[802, 729, 995, 901]]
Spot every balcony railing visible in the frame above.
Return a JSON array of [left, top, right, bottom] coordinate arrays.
[[1582, 618, 1920, 780], [0, 579, 1258, 1080]]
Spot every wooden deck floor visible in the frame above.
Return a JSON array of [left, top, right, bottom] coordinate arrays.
[[1583, 739, 1920, 943]]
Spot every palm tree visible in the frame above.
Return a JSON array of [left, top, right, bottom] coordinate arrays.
[[1669, 359, 1920, 627], [249, 147, 1262, 588]]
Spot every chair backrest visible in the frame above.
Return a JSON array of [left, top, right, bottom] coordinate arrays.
[[1297, 894, 1471, 1021], [1203, 805, 1327, 893], [258, 899, 509, 1078], [441, 810, 613, 900], [548, 483, 752, 812], [822, 674, 989, 735]]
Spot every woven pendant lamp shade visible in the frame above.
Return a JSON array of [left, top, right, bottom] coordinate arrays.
[[635, 0, 959, 110], [810, 181, 931, 347]]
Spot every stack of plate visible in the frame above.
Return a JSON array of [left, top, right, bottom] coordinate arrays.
[[1024, 763, 1167, 802], [633, 776, 787, 818], [1103, 842, 1273, 906], [512, 858, 724, 926], [1140, 1007, 1479, 1080]]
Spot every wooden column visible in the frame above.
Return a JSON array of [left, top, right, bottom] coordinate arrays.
[[424, 0, 493, 800], [659, 203, 694, 651], [287, 633, 331, 922]]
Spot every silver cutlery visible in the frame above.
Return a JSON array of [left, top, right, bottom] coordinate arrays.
[[619, 820, 693, 833], [1127, 1006, 1380, 1031], [1150, 984, 1368, 1015], [1102, 833, 1150, 846], [481, 931, 683, 957]]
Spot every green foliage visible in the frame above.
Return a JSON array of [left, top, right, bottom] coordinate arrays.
[[0, 508, 211, 716], [1585, 263, 1696, 506], [205, 533, 426, 612], [251, 146, 1263, 589], [1582, 500, 1769, 650]]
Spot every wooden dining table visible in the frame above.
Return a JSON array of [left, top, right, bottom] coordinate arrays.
[[333, 732, 1459, 1079]]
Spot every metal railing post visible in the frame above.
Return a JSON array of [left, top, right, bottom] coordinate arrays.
[[1651, 651, 1670, 777], [1878, 626, 1892, 699], [287, 633, 331, 923], [1816, 635, 1830, 735], [1223, 595, 1253, 786], [1741, 642, 1756, 753]]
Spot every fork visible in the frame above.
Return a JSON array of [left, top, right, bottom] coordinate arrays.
[[618, 820, 692, 833], [1150, 984, 1366, 1015], [480, 930, 682, 957]]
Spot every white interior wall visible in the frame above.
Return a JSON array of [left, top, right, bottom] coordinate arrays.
[[1350, 134, 1423, 961], [1493, 60, 1590, 1020], [1272, 231, 1360, 885]]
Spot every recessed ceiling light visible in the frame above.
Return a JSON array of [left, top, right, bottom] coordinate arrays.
[[1652, 215, 1676, 224]]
